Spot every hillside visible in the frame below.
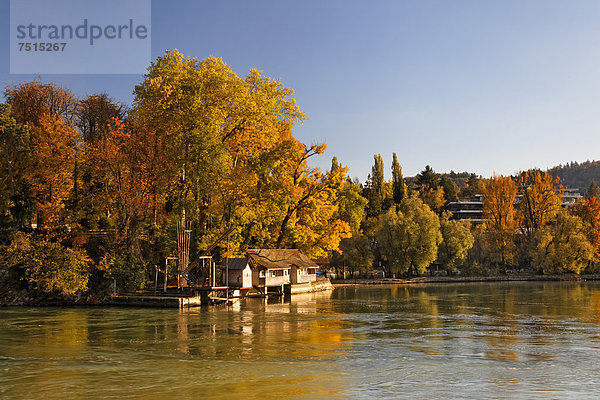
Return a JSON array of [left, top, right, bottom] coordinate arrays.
[[547, 161, 600, 192]]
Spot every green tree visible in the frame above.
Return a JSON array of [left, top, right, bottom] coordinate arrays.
[[0, 104, 31, 231], [416, 165, 445, 212], [532, 210, 593, 274], [366, 154, 385, 217], [335, 177, 368, 233], [391, 152, 406, 205], [440, 175, 458, 203], [587, 180, 600, 200], [375, 195, 441, 276], [416, 165, 438, 189], [459, 173, 484, 199], [437, 212, 474, 274], [333, 232, 374, 277]]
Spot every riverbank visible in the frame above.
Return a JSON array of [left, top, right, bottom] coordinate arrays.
[[0, 280, 335, 307], [332, 274, 600, 286], [4, 275, 600, 306]]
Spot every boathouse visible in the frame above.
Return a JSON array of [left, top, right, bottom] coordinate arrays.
[[219, 249, 319, 289], [247, 249, 318, 286], [220, 257, 253, 288]]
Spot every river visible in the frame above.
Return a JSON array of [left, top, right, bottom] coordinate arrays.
[[1, 281, 600, 399]]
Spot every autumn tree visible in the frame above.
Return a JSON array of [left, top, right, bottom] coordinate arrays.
[[5, 80, 77, 127], [515, 170, 562, 269], [416, 165, 445, 212], [132, 50, 308, 257], [3, 82, 81, 238], [85, 119, 169, 258], [375, 195, 441, 276], [77, 93, 127, 142], [1, 232, 89, 295], [482, 174, 518, 268], [532, 210, 593, 274], [516, 171, 562, 234], [26, 114, 80, 235], [271, 142, 350, 257], [572, 196, 600, 265], [437, 212, 474, 274]]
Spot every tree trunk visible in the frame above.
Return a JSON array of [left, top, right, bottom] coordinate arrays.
[[276, 206, 294, 248]]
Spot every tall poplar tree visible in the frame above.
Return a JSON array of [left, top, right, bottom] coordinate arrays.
[[391, 152, 405, 205], [367, 154, 385, 217]]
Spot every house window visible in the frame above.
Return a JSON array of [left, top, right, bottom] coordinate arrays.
[[259, 271, 265, 278]]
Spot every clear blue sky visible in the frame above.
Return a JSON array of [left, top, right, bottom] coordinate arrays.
[[1, 0, 599, 181]]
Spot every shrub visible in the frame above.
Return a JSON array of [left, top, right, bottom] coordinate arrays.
[[1, 232, 89, 295]]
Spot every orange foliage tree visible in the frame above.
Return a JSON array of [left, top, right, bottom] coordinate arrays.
[[482, 174, 518, 267], [84, 119, 169, 255]]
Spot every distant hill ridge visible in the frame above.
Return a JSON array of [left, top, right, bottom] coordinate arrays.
[[547, 160, 600, 192], [404, 161, 600, 195]]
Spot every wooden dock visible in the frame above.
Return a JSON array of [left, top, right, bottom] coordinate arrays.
[[111, 293, 204, 308], [110, 286, 214, 308], [109, 279, 334, 308]]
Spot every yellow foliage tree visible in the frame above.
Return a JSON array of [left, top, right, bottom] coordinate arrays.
[[482, 174, 518, 267], [516, 170, 562, 235]]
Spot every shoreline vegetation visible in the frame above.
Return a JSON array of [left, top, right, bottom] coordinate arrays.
[[3, 274, 598, 307], [2, 50, 600, 306], [332, 274, 600, 286]]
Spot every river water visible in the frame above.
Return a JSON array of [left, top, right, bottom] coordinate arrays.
[[1, 282, 600, 399]]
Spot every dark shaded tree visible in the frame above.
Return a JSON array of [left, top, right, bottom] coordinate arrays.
[[391, 152, 406, 205]]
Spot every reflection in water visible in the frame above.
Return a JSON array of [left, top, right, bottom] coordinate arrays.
[[2, 282, 600, 399]]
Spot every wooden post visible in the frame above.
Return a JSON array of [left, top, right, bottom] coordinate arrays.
[[212, 260, 216, 287], [163, 258, 168, 293], [226, 232, 229, 288], [154, 266, 158, 295]]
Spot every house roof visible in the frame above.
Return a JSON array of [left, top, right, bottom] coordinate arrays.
[[247, 249, 319, 270], [218, 257, 250, 270]]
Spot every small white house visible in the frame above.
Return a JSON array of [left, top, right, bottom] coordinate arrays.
[[220, 258, 253, 288]]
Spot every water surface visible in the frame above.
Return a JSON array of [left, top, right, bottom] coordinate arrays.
[[2, 281, 600, 399]]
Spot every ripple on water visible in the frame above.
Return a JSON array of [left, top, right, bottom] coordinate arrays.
[[2, 282, 600, 399]]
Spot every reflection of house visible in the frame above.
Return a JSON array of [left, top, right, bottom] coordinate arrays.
[[218, 249, 319, 290]]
